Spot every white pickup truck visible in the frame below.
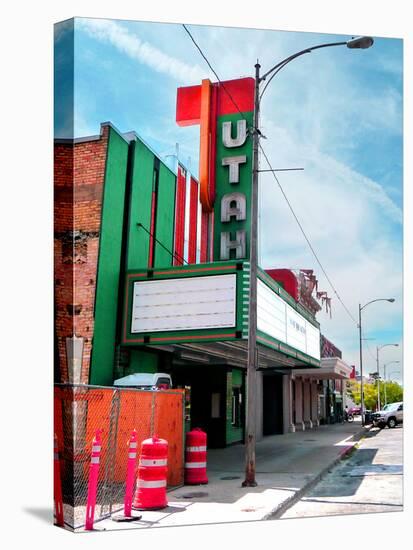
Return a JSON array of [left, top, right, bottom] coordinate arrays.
[[372, 401, 403, 429], [113, 372, 172, 390]]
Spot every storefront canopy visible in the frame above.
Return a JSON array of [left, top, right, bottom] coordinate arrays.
[[293, 357, 352, 379]]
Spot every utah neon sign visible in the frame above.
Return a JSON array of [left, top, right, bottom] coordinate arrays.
[[176, 78, 254, 261]]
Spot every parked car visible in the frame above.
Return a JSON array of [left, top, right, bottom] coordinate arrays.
[[114, 372, 172, 390], [349, 406, 361, 415], [372, 401, 403, 429]]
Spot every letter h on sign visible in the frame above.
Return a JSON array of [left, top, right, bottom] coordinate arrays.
[[220, 231, 246, 260]]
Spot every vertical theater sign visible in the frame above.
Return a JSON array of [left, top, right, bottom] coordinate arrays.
[[176, 77, 254, 262], [121, 77, 320, 369]]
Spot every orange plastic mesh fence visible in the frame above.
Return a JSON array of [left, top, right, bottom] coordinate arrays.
[[54, 384, 184, 530]]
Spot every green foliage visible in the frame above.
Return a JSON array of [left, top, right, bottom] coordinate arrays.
[[383, 381, 403, 404], [347, 379, 403, 410], [363, 383, 378, 410]]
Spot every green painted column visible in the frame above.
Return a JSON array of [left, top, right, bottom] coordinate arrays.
[[90, 127, 128, 385], [154, 163, 176, 267], [126, 139, 155, 270], [126, 349, 158, 375]]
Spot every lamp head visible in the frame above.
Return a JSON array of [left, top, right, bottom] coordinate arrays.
[[346, 36, 374, 49], [387, 298, 395, 303]]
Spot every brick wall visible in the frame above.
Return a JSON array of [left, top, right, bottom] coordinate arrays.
[[54, 126, 109, 383]]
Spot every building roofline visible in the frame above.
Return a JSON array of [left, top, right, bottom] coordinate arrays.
[[54, 121, 190, 180]]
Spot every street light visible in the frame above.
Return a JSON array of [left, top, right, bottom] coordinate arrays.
[[242, 36, 374, 487], [376, 343, 399, 410], [383, 361, 400, 405], [358, 298, 395, 426]]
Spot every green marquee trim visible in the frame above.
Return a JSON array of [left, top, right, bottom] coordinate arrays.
[[122, 260, 321, 363], [257, 330, 320, 367]]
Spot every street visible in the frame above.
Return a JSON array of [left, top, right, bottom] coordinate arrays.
[[277, 426, 403, 519], [92, 421, 373, 530]]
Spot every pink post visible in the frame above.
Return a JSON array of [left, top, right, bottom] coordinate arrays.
[[124, 430, 138, 517], [85, 429, 103, 531], [53, 434, 64, 527]]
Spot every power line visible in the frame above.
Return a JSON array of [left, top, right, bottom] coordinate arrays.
[[364, 338, 377, 363], [136, 222, 188, 265], [182, 26, 357, 326], [182, 24, 248, 121], [258, 142, 358, 326]]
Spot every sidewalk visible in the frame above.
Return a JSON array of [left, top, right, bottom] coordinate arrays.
[[92, 421, 369, 531]]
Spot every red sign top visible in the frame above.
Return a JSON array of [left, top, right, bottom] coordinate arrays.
[[176, 77, 254, 126]]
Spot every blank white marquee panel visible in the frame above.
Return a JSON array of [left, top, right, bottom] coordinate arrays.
[[306, 322, 321, 360], [131, 274, 236, 333], [257, 279, 320, 360], [257, 280, 287, 343]]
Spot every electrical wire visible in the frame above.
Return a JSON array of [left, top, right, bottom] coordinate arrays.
[[259, 142, 358, 326], [364, 337, 378, 363], [182, 25, 358, 326], [136, 222, 188, 265], [182, 24, 248, 121]]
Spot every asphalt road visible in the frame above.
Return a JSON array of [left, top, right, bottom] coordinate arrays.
[[278, 425, 403, 519]]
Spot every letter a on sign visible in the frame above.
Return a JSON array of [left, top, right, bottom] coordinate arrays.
[[221, 193, 246, 222]]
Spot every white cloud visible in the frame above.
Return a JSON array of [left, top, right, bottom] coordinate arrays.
[[72, 20, 403, 372], [76, 18, 209, 84], [258, 120, 402, 362]]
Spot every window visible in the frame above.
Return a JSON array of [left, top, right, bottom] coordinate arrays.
[[156, 377, 171, 388]]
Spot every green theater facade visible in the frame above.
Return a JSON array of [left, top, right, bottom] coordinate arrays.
[[55, 77, 344, 449]]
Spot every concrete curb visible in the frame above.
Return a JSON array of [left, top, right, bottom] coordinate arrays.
[[265, 425, 371, 520]]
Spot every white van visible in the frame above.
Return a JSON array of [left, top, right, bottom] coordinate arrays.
[[113, 372, 172, 390]]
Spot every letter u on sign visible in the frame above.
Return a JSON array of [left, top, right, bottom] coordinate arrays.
[[222, 120, 247, 148]]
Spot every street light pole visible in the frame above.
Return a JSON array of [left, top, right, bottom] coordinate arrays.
[[376, 346, 380, 411], [242, 61, 261, 488], [376, 343, 399, 410], [358, 304, 365, 425], [358, 298, 395, 425], [383, 360, 400, 405], [242, 36, 374, 487]]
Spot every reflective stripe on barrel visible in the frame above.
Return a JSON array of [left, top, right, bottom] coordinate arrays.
[[136, 479, 167, 488], [140, 458, 168, 467], [185, 461, 207, 468]]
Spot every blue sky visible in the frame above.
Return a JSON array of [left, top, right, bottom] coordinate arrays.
[[55, 17, 403, 383]]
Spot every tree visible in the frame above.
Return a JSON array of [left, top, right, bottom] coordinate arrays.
[[346, 380, 378, 410], [383, 381, 403, 404], [363, 383, 378, 410]]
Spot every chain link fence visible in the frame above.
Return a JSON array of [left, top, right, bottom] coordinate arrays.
[[54, 384, 185, 530]]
